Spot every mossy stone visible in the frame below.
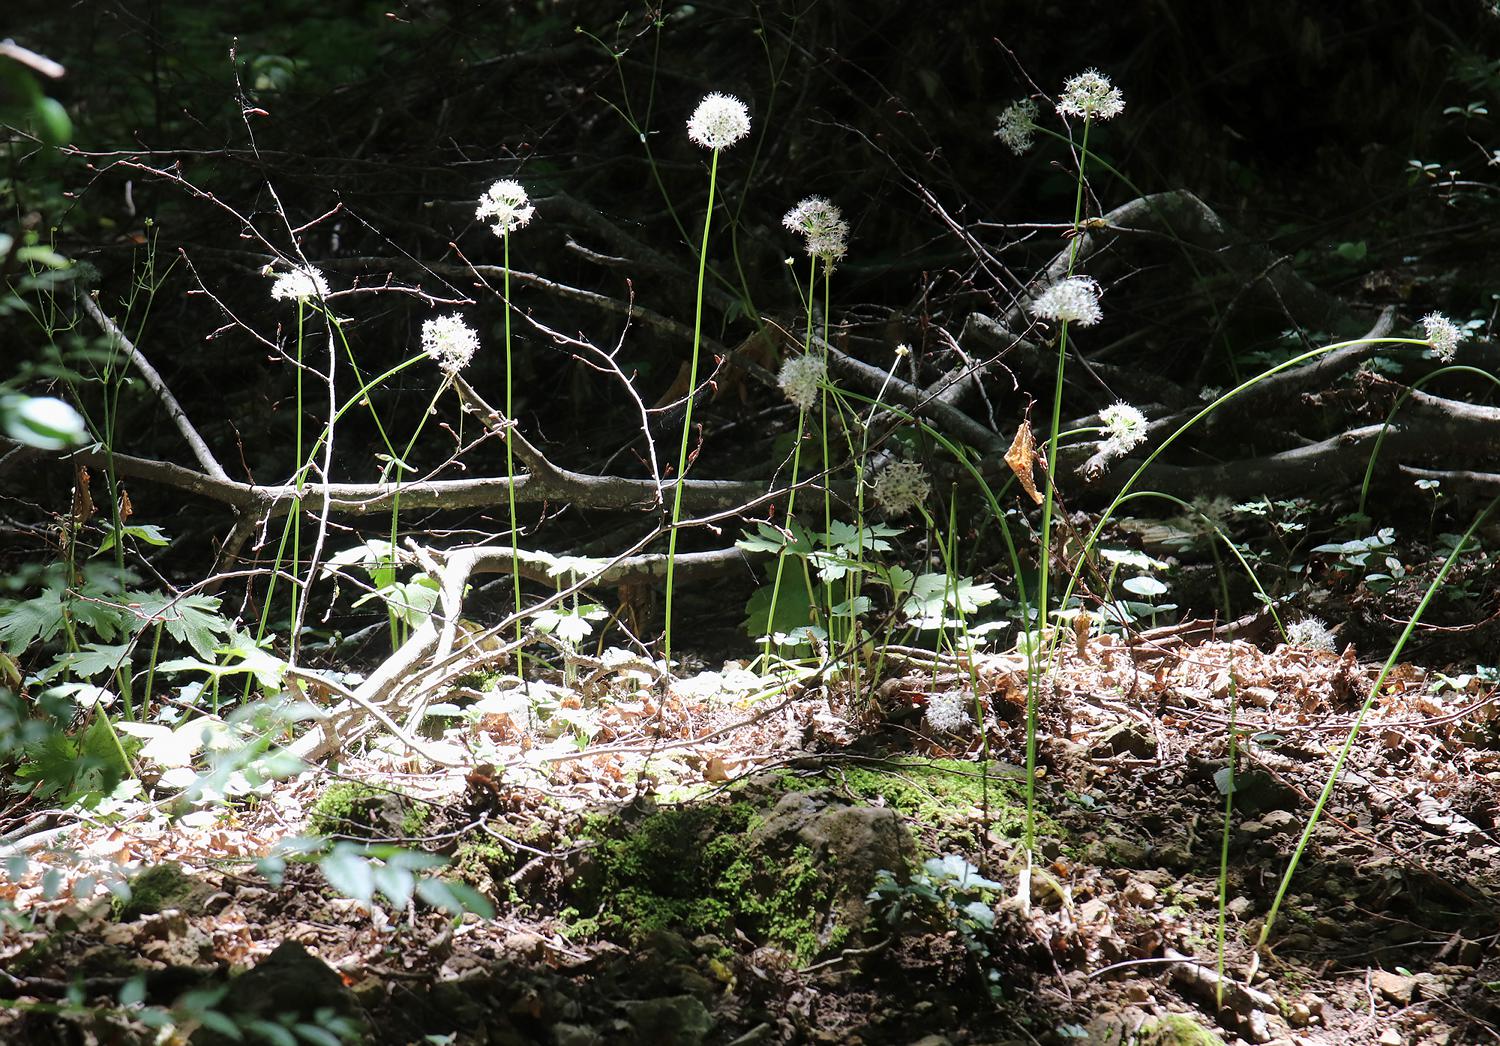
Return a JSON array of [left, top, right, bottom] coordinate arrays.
[[1135, 1014, 1227, 1046]]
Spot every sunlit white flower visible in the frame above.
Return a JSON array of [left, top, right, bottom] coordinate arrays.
[[1031, 276, 1102, 326], [1420, 312, 1467, 361], [994, 98, 1039, 155], [782, 196, 849, 265], [476, 179, 535, 236], [777, 353, 825, 411], [269, 265, 330, 303], [871, 459, 930, 517], [421, 314, 480, 372], [925, 690, 972, 734], [1098, 402, 1147, 460], [1285, 617, 1337, 654], [687, 92, 751, 150], [1057, 69, 1125, 121]]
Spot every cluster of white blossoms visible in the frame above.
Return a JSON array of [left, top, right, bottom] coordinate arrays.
[[1030, 275, 1102, 327], [782, 195, 849, 265], [421, 314, 480, 372], [687, 92, 751, 150], [1056, 69, 1125, 121], [1420, 312, 1467, 361], [925, 689, 972, 734], [1098, 402, 1148, 460], [1285, 617, 1337, 654], [777, 352, 825, 411], [994, 98, 1039, 155], [268, 265, 330, 303], [871, 459, 931, 517], [476, 179, 535, 236]]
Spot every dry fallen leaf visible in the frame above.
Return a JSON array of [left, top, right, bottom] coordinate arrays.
[[1005, 418, 1043, 504]]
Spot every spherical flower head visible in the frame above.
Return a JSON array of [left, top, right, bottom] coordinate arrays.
[[777, 353, 825, 411], [269, 265, 330, 303], [421, 313, 480, 372], [871, 459, 930, 517], [1420, 312, 1467, 361], [994, 98, 1039, 155], [1057, 69, 1125, 121], [1031, 276, 1102, 327], [1098, 402, 1147, 459], [925, 689, 972, 734], [1285, 617, 1337, 654], [476, 179, 535, 236], [782, 196, 849, 264], [687, 92, 750, 150]]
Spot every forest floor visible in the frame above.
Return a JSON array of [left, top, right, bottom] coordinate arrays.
[[3, 627, 1500, 1046]]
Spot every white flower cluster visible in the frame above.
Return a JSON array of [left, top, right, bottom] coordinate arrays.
[[871, 459, 930, 517], [925, 689, 972, 734], [1420, 312, 1467, 361], [1030, 276, 1102, 326], [476, 179, 534, 236], [994, 98, 1039, 155], [777, 353, 825, 411], [687, 92, 751, 150], [268, 265, 330, 303], [1057, 69, 1125, 121], [782, 195, 849, 265], [1098, 402, 1148, 459], [1285, 617, 1337, 653], [421, 314, 480, 372]]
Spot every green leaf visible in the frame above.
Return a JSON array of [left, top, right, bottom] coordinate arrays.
[[95, 523, 170, 556], [243, 1021, 297, 1046], [320, 846, 375, 903], [373, 862, 416, 909], [1121, 575, 1168, 598], [0, 585, 69, 652], [742, 576, 817, 639], [54, 642, 132, 680], [415, 877, 494, 918]]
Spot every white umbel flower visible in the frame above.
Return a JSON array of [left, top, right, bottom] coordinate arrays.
[[925, 690, 972, 734], [1098, 402, 1148, 459], [777, 353, 825, 411], [782, 196, 849, 265], [1031, 276, 1102, 326], [1420, 312, 1467, 361], [871, 459, 930, 517], [421, 314, 480, 372], [1057, 69, 1125, 121], [269, 265, 330, 303], [1285, 617, 1337, 654], [476, 179, 535, 236], [687, 92, 751, 150], [994, 98, 1039, 155]]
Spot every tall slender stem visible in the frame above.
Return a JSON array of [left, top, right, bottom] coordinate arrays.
[[504, 230, 523, 646], [664, 148, 722, 668]]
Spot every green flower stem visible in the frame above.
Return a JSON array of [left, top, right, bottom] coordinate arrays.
[[1025, 116, 1094, 891], [664, 147, 722, 668], [761, 409, 808, 669], [504, 229, 524, 646], [1256, 495, 1499, 952], [1357, 364, 1500, 517]]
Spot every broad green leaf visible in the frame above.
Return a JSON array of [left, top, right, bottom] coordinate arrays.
[[95, 523, 171, 556], [320, 846, 375, 903], [415, 877, 494, 918]]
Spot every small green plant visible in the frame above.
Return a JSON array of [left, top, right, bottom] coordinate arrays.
[[868, 855, 1006, 999]]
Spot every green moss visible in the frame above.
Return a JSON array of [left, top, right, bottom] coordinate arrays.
[[115, 862, 204, 921], [817, 760, 1053, 841], [568, 799, 840, 962], [308, 781, 428, 840], [1135, 1014, 1227, 1046]]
